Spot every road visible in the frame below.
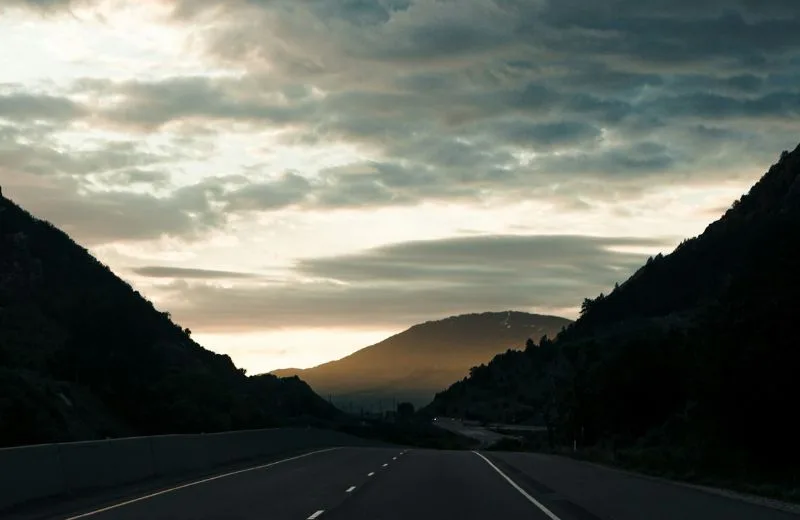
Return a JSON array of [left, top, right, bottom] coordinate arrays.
[[12, 447, 798, 520], [432, 416, 520, 447]]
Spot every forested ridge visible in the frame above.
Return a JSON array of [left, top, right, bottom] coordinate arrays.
[[426, 143, 800, 496], [0, 193, 339, 447]]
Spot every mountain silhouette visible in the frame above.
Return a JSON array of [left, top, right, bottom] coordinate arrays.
[[0, 191, 338, 448], [272, 311, 571, 410], [426, 143, 800, 490]]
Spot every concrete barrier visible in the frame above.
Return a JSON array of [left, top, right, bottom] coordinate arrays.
[[0, 443, 64, 512], [0, 427, 384, 514], [151, 434, 210, 476], [59, 437, 155, 492]]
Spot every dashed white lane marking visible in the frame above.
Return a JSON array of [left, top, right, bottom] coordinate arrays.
[[472, 451, 562, 520], [368, 472, 375, 477], [62, 448, 342, 520], [346, 486, 356, 493], [382, 463, 389, 467], [393, 457, 397, 460], [308, 510, 325, 519]]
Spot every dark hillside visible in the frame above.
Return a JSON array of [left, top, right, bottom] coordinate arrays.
[[0, 192, 338, 447], [426, 144, 800, 496]]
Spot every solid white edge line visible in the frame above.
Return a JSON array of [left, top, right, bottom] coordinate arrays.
[[63, 448, 342, 520], [308, 510, 325, 519], [346, 486, 356, 493], [472, 451, 562, 520]]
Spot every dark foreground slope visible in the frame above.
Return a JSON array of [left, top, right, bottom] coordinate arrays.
[[273, 311, 571, 410], [0, 193, 339, 448], [427, 144, 800, 495]]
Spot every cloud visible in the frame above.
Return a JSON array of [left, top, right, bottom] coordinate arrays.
[[223, 172, 311, 211], [1, 0, 84, 12], [488, 121, 603, 148], [100, 169, 171, 188], [87, 76, 317, 132], [132, 266, 258, 279], [0, 111, 229, 244], [532, 141, 678, 178], [0, 117, 177, 180], [27, 0, 792, 212], [0, 92, 86, 122], [161, 234, 674, 331], [5, 0, 800, 236], [5, 0, 798, 358], [2, 176, 227, 245]]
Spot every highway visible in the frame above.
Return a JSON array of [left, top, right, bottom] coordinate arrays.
[[432, 416, 520, 446], [12, 447, 798, 520]]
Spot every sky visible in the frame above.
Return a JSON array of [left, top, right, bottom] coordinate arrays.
[[1, 0, 799, 373]]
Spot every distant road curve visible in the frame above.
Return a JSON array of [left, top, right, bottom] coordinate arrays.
[[432, 416, 522, 446], [9, 446, 797, 520]]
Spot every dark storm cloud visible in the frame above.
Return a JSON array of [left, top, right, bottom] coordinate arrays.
[[163, 234, 672, 330], [55, 0, 799, 208], [533, 142, 678, 177], [643, 92, 800, 120], [535, 10, 799, 66], [223, 172, 311, 211], [489, 121, 603, 148], [9, 0, 800, 218], [70, 76, 315, 131], [216, 159, 506, 211]]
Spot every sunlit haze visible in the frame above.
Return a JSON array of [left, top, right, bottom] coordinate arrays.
[[3, 0, 798, 372]]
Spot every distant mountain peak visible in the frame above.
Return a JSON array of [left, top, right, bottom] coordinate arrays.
[[271, 311, 572, 410]]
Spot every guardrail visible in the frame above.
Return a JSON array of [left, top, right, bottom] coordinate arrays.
[[0, 427, 383, 513]]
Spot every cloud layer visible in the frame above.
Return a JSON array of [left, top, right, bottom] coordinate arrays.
[[141, 234, 669, 330], [4, 0, 799, 238], [2, 0, 799, 361]]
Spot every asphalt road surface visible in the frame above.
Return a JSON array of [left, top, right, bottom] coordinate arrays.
[[432, 417, 513, 446], [15, 447, 799, 520]]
